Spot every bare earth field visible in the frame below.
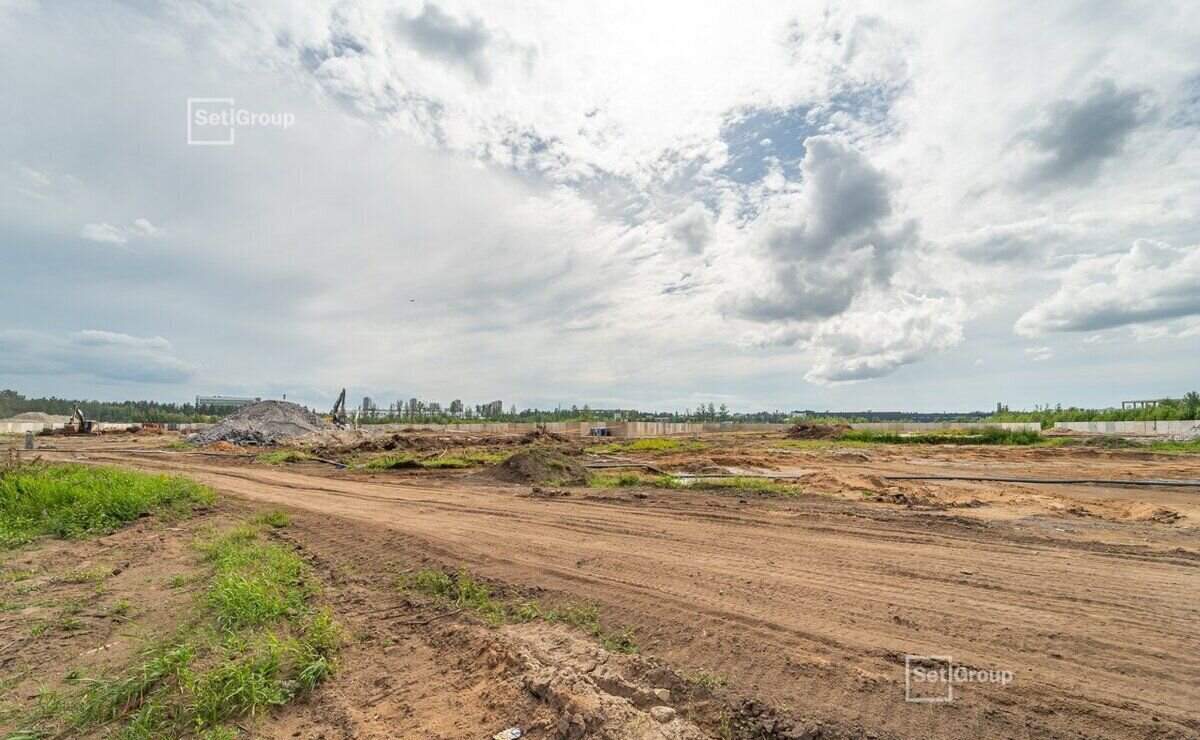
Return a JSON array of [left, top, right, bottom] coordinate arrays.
[[7, 431, 1200, 739]]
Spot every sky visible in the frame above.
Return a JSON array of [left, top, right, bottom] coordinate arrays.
[[1, 0, 1198, 413]]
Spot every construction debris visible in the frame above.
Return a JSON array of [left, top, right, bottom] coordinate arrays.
[[519, 427, 570, 444], [187, 400, 332, 446]]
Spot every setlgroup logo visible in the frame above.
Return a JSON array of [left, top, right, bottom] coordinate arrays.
[[187, 98, 294, 145], [905, 655, 1013, 703]]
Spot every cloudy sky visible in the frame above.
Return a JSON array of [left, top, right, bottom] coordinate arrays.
[[2, 1, 1198, 412]]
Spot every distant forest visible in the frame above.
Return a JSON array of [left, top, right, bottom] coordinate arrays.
[[0, 390, 226, 423]]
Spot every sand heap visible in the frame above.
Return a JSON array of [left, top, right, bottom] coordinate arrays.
[[187, 401, 331, 446], [3, 412, 73, 424], [785, 423, 852, 440]]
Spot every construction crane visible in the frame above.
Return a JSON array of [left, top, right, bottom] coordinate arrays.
[[330, 388, 348, 428]]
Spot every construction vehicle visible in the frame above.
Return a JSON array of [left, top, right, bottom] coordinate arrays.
[[68, 405, 94, 433], [330, 388, 348, 428]]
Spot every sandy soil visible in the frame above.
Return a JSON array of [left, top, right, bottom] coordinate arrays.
[[17, 434, 1200, 739]]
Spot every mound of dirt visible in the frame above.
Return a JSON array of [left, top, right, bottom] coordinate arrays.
[[786, 423, 852, 440], [520, 427, 570, 444], [187, 401, 331, 446], [800, 469, 890, 495], [479, 448, 590, 486]]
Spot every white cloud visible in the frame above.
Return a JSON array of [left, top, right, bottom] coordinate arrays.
[[131, 217, 163, 237], [80, 218, 163, 244], [1015, 240, 1200, 336], [1025, 346, 1053, 362], [0, 330, 196, 384], [801, 294, 965, 385], [667, 203, 714, 255], [80, 222, 128, 244]]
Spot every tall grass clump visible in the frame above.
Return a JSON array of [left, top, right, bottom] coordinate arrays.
[[0, 462, 214, 549]]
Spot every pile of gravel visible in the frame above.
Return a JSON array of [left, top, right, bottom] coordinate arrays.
[[187, 400, 332, 446]]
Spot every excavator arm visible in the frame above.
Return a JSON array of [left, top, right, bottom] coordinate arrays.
[[331, 388, 348, 427]]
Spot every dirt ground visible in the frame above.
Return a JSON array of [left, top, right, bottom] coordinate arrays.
[[12, 431, 1200, 739]]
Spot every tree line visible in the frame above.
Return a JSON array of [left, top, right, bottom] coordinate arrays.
[[989, 392, 1200, 426]]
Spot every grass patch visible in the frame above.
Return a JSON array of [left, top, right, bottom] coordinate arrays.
[[61, 566, 112, 584], [1144, 439, 1200, 453], [837, 427, 1045, 445], [9, 523, 340, 738], [588, 471, 682, 489], [255, 450, 313, 465], [588, 472, 801, 497], [776, 438, 874, 449], [405, 568, 637, 653], [0, 462, 214, 550], [360, 451, 507, 471], [199, 523, 314, 631], [251, 509, 292, 528], [164, 440, 194, 451], [586, 438, 710, 454]]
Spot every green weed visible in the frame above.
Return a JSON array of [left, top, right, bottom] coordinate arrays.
[[685, 669, 729, 689]]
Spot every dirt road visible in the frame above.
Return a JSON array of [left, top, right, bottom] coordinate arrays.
[[31, 440, 1200, 738]]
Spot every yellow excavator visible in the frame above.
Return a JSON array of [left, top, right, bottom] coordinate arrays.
[[68, 405, 94, 433]]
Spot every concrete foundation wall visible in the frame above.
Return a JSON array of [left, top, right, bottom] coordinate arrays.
[[0, 421, 58, 433], [1, 422, 209, 434], [1053, 420, 1200, 436], [847, 422, 1040, 432], [371, 420, 1039, 437]]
